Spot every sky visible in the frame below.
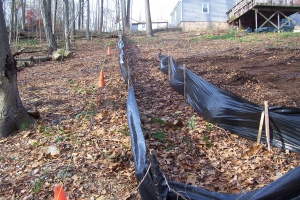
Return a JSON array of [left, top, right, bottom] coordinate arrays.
[[131, 0, 178, 21]]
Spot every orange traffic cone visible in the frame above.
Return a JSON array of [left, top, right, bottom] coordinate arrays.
[[53, 184, 67, 200], [99, 69, 105, 87], [107, 46, 111, 56]]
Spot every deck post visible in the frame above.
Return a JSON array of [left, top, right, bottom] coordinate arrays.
[[255, 9, 258, 33], [277, 11, 280, 33]]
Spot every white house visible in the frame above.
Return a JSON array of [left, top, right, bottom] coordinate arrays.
[[170, 0, 235, 31], [131, 19, 168, 31]]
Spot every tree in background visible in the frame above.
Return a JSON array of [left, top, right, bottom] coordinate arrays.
[[63, 0, 71, 50], [39, 0, 57, 52], [99, 0, 103, 33], [0, 0, 35, 137], [81, 0, 84, 30], [20, 0, 26, 30], [77, 0, 81, 30], [96, 0, 104, 34], [144, 0, 153, 37], [125, 0, 131, 32], [121, 0, 126, 34], [9, 0, 15, 43], [86, 0, 90, 40], [52, 0, 57, 37], [71, 0, 75, 36], [121, 0, 131, 34], [25, 8, 42, 30]]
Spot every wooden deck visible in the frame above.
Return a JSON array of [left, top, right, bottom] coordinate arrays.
[[227, 0, 300, 22]]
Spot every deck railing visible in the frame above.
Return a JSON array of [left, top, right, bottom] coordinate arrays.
[[228, 0, 300, 22]]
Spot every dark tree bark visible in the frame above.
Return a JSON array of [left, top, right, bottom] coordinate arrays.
[[144, 0, 153, 37], [40, 0, 57, 51], [0, 1, 34, 137]]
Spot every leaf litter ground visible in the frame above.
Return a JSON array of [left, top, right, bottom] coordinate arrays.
[[1, 38, 138, 199], [125, 31, 300, 194], [0, 31, 300, 199]]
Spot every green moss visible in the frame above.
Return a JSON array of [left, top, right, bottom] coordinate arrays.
[[19, 114, 35, 131]]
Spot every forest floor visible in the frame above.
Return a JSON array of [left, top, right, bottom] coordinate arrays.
[[0, 30, 300, 199]]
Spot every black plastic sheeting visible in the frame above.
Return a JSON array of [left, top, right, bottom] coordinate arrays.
[[119, 36, 300, 199], [160, 53, 300, 153]]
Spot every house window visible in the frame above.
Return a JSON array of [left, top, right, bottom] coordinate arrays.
[[202, 3, 209, 14]]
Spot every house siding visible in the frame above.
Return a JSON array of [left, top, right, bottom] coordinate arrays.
[[170, 1, 182, 28], [182, 0, 234, 22], [171, 0, 235, 31]]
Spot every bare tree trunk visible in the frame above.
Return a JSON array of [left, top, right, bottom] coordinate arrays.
[[81, 0, 84, 30], [86, 0, 90, 40], [125, 0, 131, 32], [71, 0, 76, 35], [10, 0, 15, 43], [52, 0, 57, 36], [121, 0, 126, 34], [40, 0, 57, 51], [0, 1, 34, 137], [120, 0, 131, 34], [116, 0, 120, 31], [14, 5, 18, 40], [100, 0, 103, 33], [96, 0, 99, 33], [21, 0, 26, 30], [78, 0, 81, 30], [63, 0, 71, 50], [144, 0, 153, 37]]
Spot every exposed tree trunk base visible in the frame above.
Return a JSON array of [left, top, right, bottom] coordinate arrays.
[[0, 0, 36, 137]]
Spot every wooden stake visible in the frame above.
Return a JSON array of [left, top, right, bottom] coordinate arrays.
[[183, 65, 187, 99], [256, 111, 265, 145], [127, 59, 130, 89], [264, 101, 271, 151]]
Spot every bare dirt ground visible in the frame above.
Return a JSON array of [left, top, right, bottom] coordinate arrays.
[[0, 30, 299, 199]]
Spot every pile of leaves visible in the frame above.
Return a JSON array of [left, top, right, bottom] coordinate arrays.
[[125, 31, 300, 194]]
